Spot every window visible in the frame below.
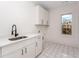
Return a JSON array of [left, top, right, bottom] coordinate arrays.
[[62, 14, 72, 35]]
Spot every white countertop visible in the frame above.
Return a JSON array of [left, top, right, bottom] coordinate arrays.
[[0, 34, 40, 48]]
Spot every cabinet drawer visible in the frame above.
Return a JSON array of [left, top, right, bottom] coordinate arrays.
[[2, 38, 36, 56]]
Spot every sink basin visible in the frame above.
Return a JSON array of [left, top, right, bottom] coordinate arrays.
[[9, 36, 28, 41]]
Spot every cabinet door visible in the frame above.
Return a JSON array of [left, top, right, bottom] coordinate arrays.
[[3, 43, 36, 58], [24, 43, 36, 58], [43, 10, 48, 25], [2, 48, 23, 58], [36, 5, 48, 25], [39, 6, 45, 24], [36, 35, 42, 56]]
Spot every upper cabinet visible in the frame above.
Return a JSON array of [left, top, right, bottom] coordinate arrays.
[[35, 5, 49, 26]]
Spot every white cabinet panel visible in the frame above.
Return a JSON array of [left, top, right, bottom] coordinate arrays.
[[2, 48, 23, 58], [36, 5, 48, 26], [36, 35, 42, 56], [43, 10, 48, 25], [0, 34, 42, 58], [2, 38, 35, 56], [24, 43, 36, 58], [2, 43, 36, 58]]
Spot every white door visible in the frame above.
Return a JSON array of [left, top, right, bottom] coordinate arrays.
[[36, 5, 45, 25], [44, 10, 48, 25], [36, 35, 42, 56], [40, 6, 45, 25], [24, 43, 36, 58]]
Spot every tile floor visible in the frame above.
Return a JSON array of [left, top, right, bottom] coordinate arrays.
[[38, 41, 79, 58]]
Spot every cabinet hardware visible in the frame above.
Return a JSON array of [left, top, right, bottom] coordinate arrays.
[[47, 21, 48, 24], [41, 19, 43, 24], [21, 49, 23, 55], [36, 42, 37, 46], [25, 48, 27, 53], [42, 36, 44, 40]]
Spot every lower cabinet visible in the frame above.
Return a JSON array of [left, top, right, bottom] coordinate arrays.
[[2, 48, 23, 58], [36, 35, 42, 56], [2, 43, 36, 58], [2, 34, 42, 58], [23, 43, 36, 58]]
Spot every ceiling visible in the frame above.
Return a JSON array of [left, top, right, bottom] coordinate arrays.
[[33, 1, 79, 10]]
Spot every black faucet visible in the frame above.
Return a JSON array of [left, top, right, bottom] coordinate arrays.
[[11, 24, 18, 37]]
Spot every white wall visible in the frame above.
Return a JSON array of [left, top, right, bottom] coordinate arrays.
[[46, 4, 79, 48], [0, 1, 38, 38]]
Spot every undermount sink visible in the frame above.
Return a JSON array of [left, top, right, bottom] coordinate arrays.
[[9, 36, 28, 41]]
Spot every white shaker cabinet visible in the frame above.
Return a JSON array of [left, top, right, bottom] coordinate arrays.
[[3, 43, 36, 58], [36, 5, 48, 26], [23, 43, 36, 58], [36, 35, 42, 56], [2, 38, 36, 58], [0, 34, 42, 58]]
